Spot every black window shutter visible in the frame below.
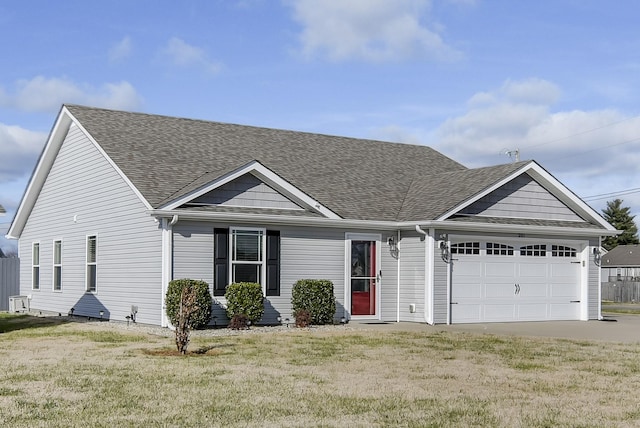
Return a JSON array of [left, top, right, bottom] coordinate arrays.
[[213, 228, 228, 296], [266, 230, 280, 296]]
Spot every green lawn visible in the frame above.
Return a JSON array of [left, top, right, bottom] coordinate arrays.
[[1, 313, 640, 427]]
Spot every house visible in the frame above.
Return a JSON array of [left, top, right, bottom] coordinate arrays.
[[600, 245, 640, 302], [7, 105, 617, 326]]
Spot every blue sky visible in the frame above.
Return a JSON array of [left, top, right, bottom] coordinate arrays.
[[2, 0, 640, 252]]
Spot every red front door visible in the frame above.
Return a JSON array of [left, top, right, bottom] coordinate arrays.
[[350, 240, 377, 316]]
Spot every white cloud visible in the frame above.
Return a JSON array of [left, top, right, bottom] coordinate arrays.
[[289, 0, 461, 62], [109, 36, 133, 63], [0, 76, 143, 112], [162, 37, 222, 74], [0, 124, 46, 183], [434, 77, 640, 214]]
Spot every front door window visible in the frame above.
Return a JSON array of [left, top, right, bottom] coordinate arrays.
[[350, 240, 377, 316]]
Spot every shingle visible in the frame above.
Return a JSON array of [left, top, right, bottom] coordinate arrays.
[[66, 104, 469, 221], [601, 245, 640, 267]]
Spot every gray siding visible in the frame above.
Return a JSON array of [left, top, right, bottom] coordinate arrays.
[[191, 174, 302, 210], [172, 223, 349, 324], [433, 230, 450, 324], [18, 124, 162, 324], [398, 232, 425, 322], [460, 174, 584, 222], [172, 223, 402, 325], [379, 233, 399, 322], [0, 258, 20, 311]]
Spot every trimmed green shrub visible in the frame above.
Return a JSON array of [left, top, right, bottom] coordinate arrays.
[[291, 279, 336, 325], [225, 282, 264, 324], [165, 278, 212, 329]]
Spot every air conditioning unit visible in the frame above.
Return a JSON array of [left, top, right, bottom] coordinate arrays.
[[9, 295, 30, 313]]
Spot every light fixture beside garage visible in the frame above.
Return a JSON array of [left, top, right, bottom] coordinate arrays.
[[439, 235, 452, 264], [593, 247, 602, 266]]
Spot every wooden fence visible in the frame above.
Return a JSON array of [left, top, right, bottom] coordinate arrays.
[[601, 281, 640, 303], [0, 258, 20, 311]]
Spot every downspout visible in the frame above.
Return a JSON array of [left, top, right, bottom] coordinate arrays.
[[396, 229, 401, 323], [415, 225, 433, 324], [160, 215, 178, 328]]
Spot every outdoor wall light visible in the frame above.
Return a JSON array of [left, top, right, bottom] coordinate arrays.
[[593, 247, 602, 266], [387, 236, 399, 258], [439, 241, 452, 264], [284, 317, 290, 328], [125, 315, 131, 326], [68, 307, 75, 317]]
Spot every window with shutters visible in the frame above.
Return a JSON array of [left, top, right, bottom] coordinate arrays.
[[231, 228, 265, 285], [214, 228, 280, 297]]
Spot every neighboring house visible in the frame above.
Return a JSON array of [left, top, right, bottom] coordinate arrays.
[[600, 245, 640, 282], [600, 245, 640, 302], [7, 105, 617, 326]]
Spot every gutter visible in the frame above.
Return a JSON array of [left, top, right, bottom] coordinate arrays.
[[148, 209, 618, 237]]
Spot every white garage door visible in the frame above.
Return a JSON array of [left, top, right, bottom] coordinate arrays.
[[450, 240, 583, 323]]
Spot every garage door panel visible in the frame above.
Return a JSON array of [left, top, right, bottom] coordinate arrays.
[[550, 282, 578, 297], [518, 263, 548, 278], [517, 282, 548, 298], [485, 282, 517, 298], [549, 303, 579, 319], [452, 283, 481, 299], [483, 303, 516, 321], [485, 262, 517, 277], [517, 303, 548, 320], [451, 304, 481, 323], [452, 261, 482, 277]]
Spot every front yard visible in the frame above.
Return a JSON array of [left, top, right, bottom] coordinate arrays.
[[1, 313, 639, 427]]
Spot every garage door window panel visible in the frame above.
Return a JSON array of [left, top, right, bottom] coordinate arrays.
[[520, 244, 547, 257], [551, 245, 577, 257], [487, 243, 514, 256], [451, 242, 480, 255]]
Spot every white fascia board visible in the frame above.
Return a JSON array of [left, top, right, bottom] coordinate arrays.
[[7, 107, 72, 239], [405, 220, 620, 238], [436, 161, 616, 232], [149, 209, 391, 230], [148, 209, 618, 237], [160, 160, 341, 219]]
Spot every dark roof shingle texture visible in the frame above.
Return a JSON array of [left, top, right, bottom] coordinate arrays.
[[65, 105, 578, 223]]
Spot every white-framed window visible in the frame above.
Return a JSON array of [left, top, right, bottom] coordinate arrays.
[[86, 235, 97, 292], [32, 242, 40, 290], [551, 245, 577, 258], [230, 228, 265, 285], [520, 244, 547, 257], [451, 242, 480, 255], [486, 242, 514, 256], [53, 240, 62, 291]]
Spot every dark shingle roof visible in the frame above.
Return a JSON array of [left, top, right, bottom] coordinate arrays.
[[602, 245, 640, 267], [64, 105, 555, 222]]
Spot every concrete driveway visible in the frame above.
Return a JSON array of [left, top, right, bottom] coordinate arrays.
[[351, 313, 640, 344]]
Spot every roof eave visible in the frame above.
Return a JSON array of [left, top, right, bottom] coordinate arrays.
[[7, 106, 73, 239], [149, 209, 618, 237]]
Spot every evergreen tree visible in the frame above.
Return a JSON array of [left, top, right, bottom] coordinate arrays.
[[601, 199, 639, 250]]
